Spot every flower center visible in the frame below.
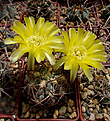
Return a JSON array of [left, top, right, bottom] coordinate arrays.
[[27, 33, 47, 48], [67, 45, 87, 61]]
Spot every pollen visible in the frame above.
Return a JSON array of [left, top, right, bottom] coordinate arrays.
[[67, 45, 87, 61], [27, 33, 47, 48]]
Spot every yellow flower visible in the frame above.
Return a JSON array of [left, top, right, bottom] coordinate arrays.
[[54, 28, 107, 82], [4, 17, 64, 70]]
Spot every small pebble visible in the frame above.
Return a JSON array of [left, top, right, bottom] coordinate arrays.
[[58, 116, 66, 119], [87, 110, 91, 116], [67, 99, 74, 107], [15, 15, 20, 19], [89, 108, 93, 112], [30, 114, 35, 118], [83, 88, 87, 92], [69, 112, 77, 119], [53, 109, 59, 119], [81, 101, 84, 105], [24, 111, 30, 118], [96, 114, 103, 120], [83, 102, 88, 107], [93, 109, 98, 115], [92, 99, 98, 105], [59, 106, 67, 116], [38, 110, 43, 116], [87, 89, 95, 96], [22, 103, 30, 114], [106, 107, 110, 112], [82, 113, 87, 118], [82, 106, 86, 113], [0, 119, 5, 121], [81, 92, 87, 99], [89, 113, 95, 120], [36, 113, 40, 119], [7, 119, 11, 121], [72, 107, 76, 112], [103, 108, 107, 114], [103, 69, 108, 74], [65, 113, 70, 118], [106, 75, 110, 81], [88, 85, 94, 90], [80, 84, 83, 90], [107, 68, 110, 75], [88, 104, 95, 108], [96, 105, 100, 111], [103, 113, 110, 121], [67, 107, 72, 113]]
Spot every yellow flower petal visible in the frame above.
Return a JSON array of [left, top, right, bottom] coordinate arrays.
[[87, 43, 104, 53], [47, 43, 64, 50], [77, 28, 84, 45], [82, 30, 92, 44], [69, 28, 77, 48], [43, 52, 55, 65], [47, 36, 63, 43], [13, 21, 28, 36], [47, 26, 60, 38], [13, 36, 26, 44], [86, 54, 107, 62], [87, 50, 106, 55], [41, 22, 54, 35], [34, 17, 45, 33], [81, 59, 104, 70], [11, 26, 25, 39], [87, 50, 107, 57], [92, 39, 101, 45], [62, 31, 69, 50], [54, 56, 68, 70], [64, 58, 73, 70], [24, 17, 35, 35], [41, 46, 53, 55], [29, 16, 35, 29], [9, 49, 26, 63], [83, 69, 93, 81], [4, 38, 16, 44], [19, 44, 30, 52], [83, 33, 96, 49], [79, 62, 93, 81], [70, 62, 79, 82], [34, 49, 45, 63]]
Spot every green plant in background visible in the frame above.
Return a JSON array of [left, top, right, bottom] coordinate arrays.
[[102, 4, 110, 20], [26, 0, 51, 19], [4, 16, 64, 70], [0, 4, 16, 20], [66, 4, 89, 22], [54, 28, 107, 82]]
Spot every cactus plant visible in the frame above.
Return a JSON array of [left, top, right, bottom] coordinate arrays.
[[22, 62, 72, 108], [102, 4, 110, 20], [66, 4, 89, 22], [25, 0, 51, 20], [0, 4, 16, 20]]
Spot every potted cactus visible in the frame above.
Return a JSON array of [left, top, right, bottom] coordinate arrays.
[[4, 16, 79, 120]]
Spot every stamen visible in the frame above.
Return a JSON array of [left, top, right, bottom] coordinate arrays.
[[67, 45, 87, 61], [27, 33, 47, 48]]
